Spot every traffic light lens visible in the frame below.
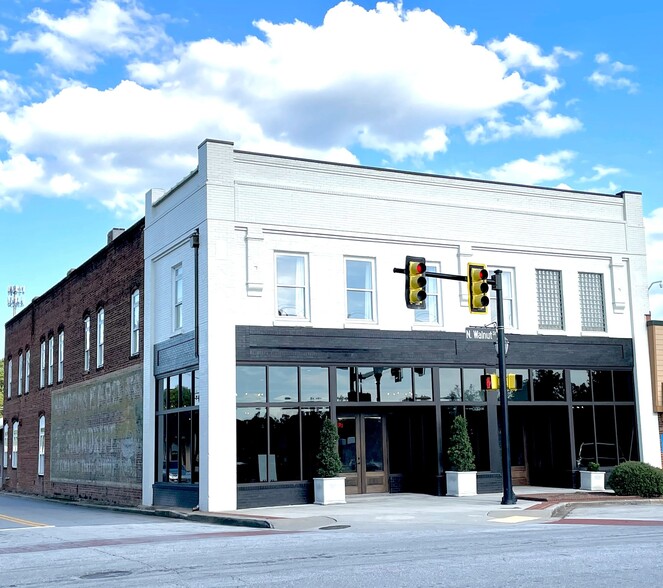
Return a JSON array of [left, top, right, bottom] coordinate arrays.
[[479, 269, 488, 280]]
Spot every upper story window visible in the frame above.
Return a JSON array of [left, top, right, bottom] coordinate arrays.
[[490, 268, 516, 328], [131, 289, 140, 355], [536, 269, 564, 330], [58, 330, 64, 382], [173, 265, 183, 331], [25, 348, 30, 393], [7, 357, 12, 398], [276, 254, 308, 318], [84, 316, 91, 372], [579, 272, 606, 332], [415, 262, 440, 324], [2, 423, 7, 469], [48, 335, 54, 385], [18, 352, 23, 396], [12, 421, 18, 469], [97, 309, 105, 368], [345, 258, 376, 321], [40, 340, 46, 388], [38, 415, 46, 476]]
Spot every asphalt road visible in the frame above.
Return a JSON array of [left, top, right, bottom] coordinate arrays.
[[2, 494, 663, 587]]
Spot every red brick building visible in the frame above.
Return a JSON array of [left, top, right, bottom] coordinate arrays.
[[3, 219, 144, 505]]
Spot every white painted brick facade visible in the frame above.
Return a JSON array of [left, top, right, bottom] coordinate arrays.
[[144, 139, 657, 511]]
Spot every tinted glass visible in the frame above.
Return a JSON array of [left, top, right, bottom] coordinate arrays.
[[439, 368, 462, 401], [592, 370, 613, 402], [573, 405, 595, 468], [302, 408, 329, 479], [413, 367, 433, 401], [270, 408, 300, 481], [268, 366, 297, 402], [380, 368, 413, 402], [236, 407, 267, 483], [463, 368, 485, 402], [571, 370, 591, 401], [300, 367, 329, 402], [236, 366, 266, 403], [533, 369, 565, 401], [613, 371, 635, 401]]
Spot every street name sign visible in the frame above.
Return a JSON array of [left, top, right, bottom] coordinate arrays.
[[465, 326, 497, 341]]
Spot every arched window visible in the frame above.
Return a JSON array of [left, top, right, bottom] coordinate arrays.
[[38, 416, 46, 476], [97, 308, 105, 368], [131, 289, 140, 356], [2, 423, 8, 469], [12, 421, 18, 469]]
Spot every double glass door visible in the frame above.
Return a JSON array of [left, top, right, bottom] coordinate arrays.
[[337, 415, 388, 494]]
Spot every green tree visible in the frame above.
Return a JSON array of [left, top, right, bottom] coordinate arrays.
[[316, 418, 343, 478], [447, 415, 476, 472]]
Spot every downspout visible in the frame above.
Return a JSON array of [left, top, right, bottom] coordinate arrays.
[[190, 229, 200, 358]]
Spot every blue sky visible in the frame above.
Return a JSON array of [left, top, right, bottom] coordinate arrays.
[[1, 0, 662, 351]]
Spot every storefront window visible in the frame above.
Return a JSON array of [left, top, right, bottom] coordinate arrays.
[[237, 366, 266, 403], [269, 408, 300, 481], [439, 368, 462, 401], [571, 370, 591, 402], [462, 368, 485, 402], [301, 367, 329, 402], [592, 370, 613, 402], [236, 407, 268, 483], [533, 369, 565, 401]]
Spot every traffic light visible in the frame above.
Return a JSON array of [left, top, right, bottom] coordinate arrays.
[[405, 256, 427, 309], [506, 374, 523, 390], [480, 374, 499, 391], [467, 263, 490, 314]]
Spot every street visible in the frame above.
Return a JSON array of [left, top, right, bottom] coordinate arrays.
[[2, 493, 663, 587]]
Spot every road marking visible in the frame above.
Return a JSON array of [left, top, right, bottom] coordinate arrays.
[[0, 526, 55, 532], [552, 518, 663, 527], [491, 515, 540, 524], [0, 513, 50, 528]]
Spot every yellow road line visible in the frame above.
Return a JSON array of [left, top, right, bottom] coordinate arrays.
[[0, 513, 50, 527]]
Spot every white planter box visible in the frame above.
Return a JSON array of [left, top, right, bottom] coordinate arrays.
[[446, 471, 477, 497], [580, 470, 606, 491], [313, 477, 346, 505]]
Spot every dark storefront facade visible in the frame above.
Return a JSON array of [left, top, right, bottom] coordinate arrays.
[[234, 326, 640, 508]]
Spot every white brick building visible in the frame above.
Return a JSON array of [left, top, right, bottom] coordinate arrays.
[[143, 138, 658, 511]]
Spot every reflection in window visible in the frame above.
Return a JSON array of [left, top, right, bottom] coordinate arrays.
[[413, 367, 433, 401], [345, 258, 374, 321], [592, 370, 613, 402], [276, 254, 307, 318], [613, 371, 634, 402], [236, 366, 266, 403], [338, 417, 357, 473], [236, 407, 267, 483], [268, 366, 297, 403], [380, 368, 413, 402], [615, 405, 639, 462], [462, 368, 485, 402], [270, 408, 300, 481], [439, 368, 462, 401], [533, 369, 565, 401], [571, 370, 591, 402], [302, 408, 329, 480], [300, 367, 329, 402]]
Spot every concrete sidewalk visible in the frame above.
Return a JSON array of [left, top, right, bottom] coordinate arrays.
[[145, 486, 661, 531]]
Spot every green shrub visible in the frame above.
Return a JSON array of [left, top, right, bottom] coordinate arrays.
[[587, 461, 600, 472], [447, 415, 476, 472], [316, 418, 343, 478], [608, 461, 663, 497]]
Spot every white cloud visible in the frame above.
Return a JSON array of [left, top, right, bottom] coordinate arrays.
[[0, 153, 46, 209], [579, 164, 622, 183], [488, 33, 579, 71], [466, 110, 581, 144], [0, 1, 581, 216], [588, 53, 638, 93], [9, 0, 171, 72], [475, 150, 576, 185]]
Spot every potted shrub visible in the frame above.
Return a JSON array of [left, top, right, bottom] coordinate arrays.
[[445, 415, 477, 496], [580, 461, 605, 491], [313, 417, 346, 505]]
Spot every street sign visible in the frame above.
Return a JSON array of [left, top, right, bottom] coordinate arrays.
[[465, 326, 496, 341]]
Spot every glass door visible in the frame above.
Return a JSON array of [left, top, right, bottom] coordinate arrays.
[[338, 415, 388, 494]]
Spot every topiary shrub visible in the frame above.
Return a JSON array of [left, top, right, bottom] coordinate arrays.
[[587, 461, 600, 472], [608, 461, 663, 497], [316, 417, 343, 478], [447, 415, 476, 472]]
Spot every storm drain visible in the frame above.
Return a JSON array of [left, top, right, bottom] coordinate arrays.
[[81, 570, 133, 580], [319, 524, 351, 530]]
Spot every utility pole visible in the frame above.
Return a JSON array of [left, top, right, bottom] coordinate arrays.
[[7, 285, 25, 316]]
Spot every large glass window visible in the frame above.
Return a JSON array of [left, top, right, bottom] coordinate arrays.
[[462, 368, 485, 402], [302, 408, 330, 479], [571, 370, 591, 402], [533, 369, 565, 401], [439, 368, 462, 401], [536, 269, 564, 330], [415, 262, 440, 324], [345, 258, 375, 321], [413, 367, 433, 401], [237, 366, 266, 403], [490, 268, 515, 328], [38, 415, 45, 476], [592, 370, 613, 402], [300, 367, 329, 402], [131, 289, 140, 355], [579, 272, 606, 332], [236, 407, 268, 483], [268, 366, 297, 403], [269, 408, 300, 481], [276, 254, 308, 318], [441, 406, 489, 471]]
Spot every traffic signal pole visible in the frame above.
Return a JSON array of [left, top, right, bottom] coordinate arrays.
[[494, 270, 517, 505]]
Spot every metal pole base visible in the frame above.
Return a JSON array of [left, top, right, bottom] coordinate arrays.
[[501, 491, 517, 505]]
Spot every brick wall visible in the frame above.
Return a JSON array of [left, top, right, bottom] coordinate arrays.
[[3, 220, 144, 505]]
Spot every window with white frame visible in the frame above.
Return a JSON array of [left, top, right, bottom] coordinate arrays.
[[579, 272, 606, 331], [97, 309, 105, 367], [40, 340, 46, 388], [48, 335, 54, 385], [2, 423, 7, 469], [7, 357, 12, 398], [345, 258, 376, 321], [12, 421, 18, 469], [18, 352, 23, 396], [58, 330, 64, 382], [38, 415, 46, 476], [173, 265, 183, 331], [84, 316, 91, 371], [25, 349, 30, 393], [276, 254, 308, 318], [415, 262, 440, 324], [131, 289, 140, 355], [489, 268, 516, 328], [536, 269, 564, 330]]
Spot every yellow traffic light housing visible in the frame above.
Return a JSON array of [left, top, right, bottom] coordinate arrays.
[[506, 374, 523, 390], [481, 374, 499, 391], [468, 263, 490, 314], [405, 256, 427, 309]]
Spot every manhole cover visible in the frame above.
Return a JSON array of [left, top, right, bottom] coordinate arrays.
[[81, 571, 133, 580], [319, 524, 351, 530]]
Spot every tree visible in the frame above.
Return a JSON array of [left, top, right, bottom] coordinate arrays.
[[447, 415, 476, 472], [315, 418, 343, 478]]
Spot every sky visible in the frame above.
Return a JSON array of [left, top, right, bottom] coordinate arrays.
[[1, 0, 662, 352]]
